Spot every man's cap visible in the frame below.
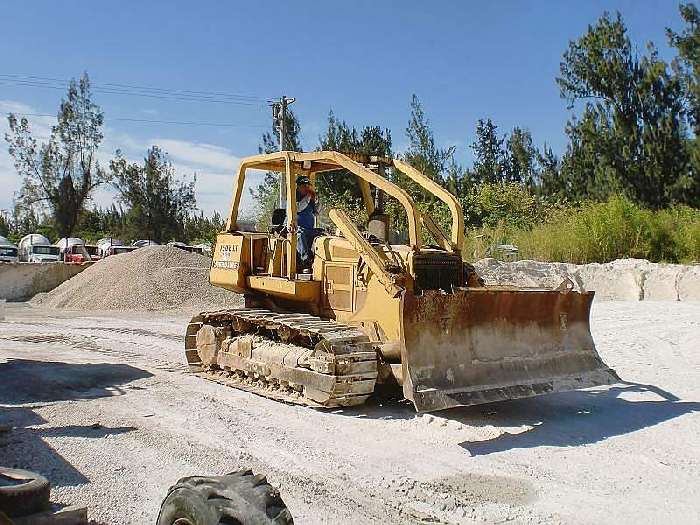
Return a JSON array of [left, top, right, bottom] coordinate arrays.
[[296, 175, 311, 185]]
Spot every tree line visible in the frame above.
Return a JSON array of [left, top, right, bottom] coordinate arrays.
[[2, 74, 208, 244], [251, 4, 700, 235], [5, 4, 700, 251]]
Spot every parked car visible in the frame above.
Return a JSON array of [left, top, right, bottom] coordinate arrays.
[[103, 245, 139, 257], [54, 237, 84, 251], [191, 243, 212, 257], [54, 237, 90, 263], [18, 234, 60, 263], [167, 241, 205, 255], [132, 239, 159, 248], [62, 243, 91, 263]]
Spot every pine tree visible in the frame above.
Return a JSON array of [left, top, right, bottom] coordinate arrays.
[[110, 146, 196, 242], [537, 144, 565, 198], [557, 12, 689, 208], [667, 2, 700, 207], [404, 95, 454, 183], [471, 118, 506, 184], [5, 73, 110, 236], [505, 127, 538, 186], [316, 111, 392, 225]]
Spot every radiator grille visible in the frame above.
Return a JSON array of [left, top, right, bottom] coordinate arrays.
[[413, 254, 462, 292]]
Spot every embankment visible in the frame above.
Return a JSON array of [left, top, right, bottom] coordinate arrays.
[[0, 262, 91, 301], [474, 258, 700, 301]]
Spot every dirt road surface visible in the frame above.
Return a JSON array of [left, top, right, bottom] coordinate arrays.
[[1, 302, 698, 524]]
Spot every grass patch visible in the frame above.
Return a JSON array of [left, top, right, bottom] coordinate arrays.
[[464, 196, 700, 264]]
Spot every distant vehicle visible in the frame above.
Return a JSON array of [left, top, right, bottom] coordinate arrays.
[[0, 242, 19, 262], [97, 237, 123, 247], [54, 237, 91, 263], [0, 235, 18, 262], [167, 241, 204, 255], [54, 237, 84, 251], [62, 243, 92, 263], [192, 243, 212, 257], [133, 239, 160, 248], [104, 245, 139, 257], [18, 234, 60, 263], [96, 238, 124, 258], [84, 244, 101, 261]]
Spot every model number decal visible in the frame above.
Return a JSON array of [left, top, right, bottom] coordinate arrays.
[[219, 244, 239, 261], [214, 260, 240, 269]]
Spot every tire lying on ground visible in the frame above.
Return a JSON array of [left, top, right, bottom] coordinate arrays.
[[0, 467, 51, 517], [157, 469, 293, 525]]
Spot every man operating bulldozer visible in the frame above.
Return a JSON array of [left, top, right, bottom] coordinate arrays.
[[188, 150, 619, 413], [295, 175, 320, 270]]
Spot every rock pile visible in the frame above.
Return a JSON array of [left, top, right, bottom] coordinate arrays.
[[32, 245, 243, 311], [474, 258, 700, 301]]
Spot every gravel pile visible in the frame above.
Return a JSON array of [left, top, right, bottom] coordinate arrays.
[[32, 245, 243, 311]]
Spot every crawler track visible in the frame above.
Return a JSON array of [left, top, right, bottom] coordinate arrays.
[[184, 308, 378, 407]]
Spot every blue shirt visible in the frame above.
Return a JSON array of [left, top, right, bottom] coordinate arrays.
[[296, 193, 317, 229]]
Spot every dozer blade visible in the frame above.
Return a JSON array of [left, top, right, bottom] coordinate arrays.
[[401, 288, 619, 412]]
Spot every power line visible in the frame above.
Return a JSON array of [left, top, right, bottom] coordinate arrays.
[[0, 74, 270, 107], [0, 79, 262, 106], [7, 112, 268, 129], [0, 73, 268, 102], [101, 81, 265, 102]]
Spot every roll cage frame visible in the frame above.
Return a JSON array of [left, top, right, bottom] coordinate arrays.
[[225, 151, 464, 282]]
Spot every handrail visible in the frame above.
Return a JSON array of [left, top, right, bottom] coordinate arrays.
[[328, 208, 404, 297], [392, 159, 464, 251], [225, 151, 424, 250]]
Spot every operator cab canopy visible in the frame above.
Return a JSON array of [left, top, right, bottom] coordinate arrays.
[[213, 150, 466, 303], [227, 150, 464, 253]]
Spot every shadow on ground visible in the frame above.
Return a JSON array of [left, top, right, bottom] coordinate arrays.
[[0, 358, 153, 403], [460, 382, 700, 455], [0, 359, 149, 486], [0, 408, 135, 486], [337, 382, 700, 453]]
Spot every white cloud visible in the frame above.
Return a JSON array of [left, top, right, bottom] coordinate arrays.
[[0, 99, 257, 218], [151, 138, 240, 172], [139, 138, 268, 216], [143, 138, 250, 216]]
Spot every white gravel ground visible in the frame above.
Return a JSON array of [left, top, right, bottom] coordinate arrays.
[[1, 301, 699, 524]]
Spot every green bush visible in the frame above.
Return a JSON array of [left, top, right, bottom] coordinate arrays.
[[464, 196, 700, 264], [464, 182, 544, 229]]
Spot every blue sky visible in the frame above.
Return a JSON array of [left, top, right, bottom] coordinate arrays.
[[0, 0, 687, 217]]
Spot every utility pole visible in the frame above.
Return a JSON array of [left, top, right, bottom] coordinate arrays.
[[268, 96, 295, 208]]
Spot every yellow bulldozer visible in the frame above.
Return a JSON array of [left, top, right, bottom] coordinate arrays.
[[184, 150, 618, 412]]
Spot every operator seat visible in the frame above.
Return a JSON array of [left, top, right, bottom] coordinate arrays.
[[270, 208, 286, 235]]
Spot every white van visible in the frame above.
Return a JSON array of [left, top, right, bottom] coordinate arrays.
[[0, 237, 18, 262]]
